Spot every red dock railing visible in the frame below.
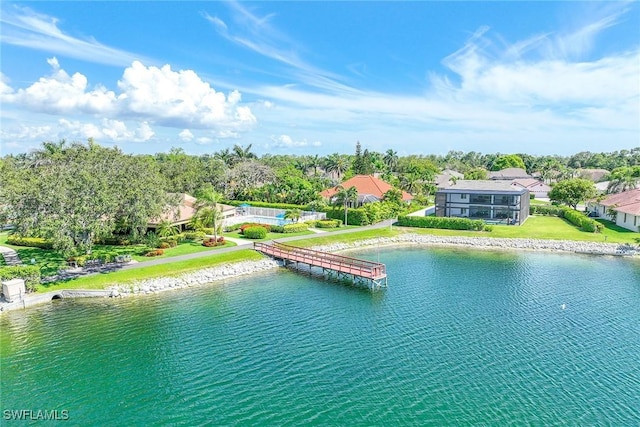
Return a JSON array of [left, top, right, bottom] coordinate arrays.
[[254, 241, 387, 282]]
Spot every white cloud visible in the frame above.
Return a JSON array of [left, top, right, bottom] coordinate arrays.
[[117, 61, 257, 129], [1, 59, 257, 135], [2, 57, 118, 114], [179, 129, 194, 142]]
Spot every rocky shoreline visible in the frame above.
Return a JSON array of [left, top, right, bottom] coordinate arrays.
[[106, 258, 281, 296], [2, 234, 637, 313], [309, 233, 640, 257]]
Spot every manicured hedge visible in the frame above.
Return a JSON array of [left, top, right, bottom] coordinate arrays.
[[530, 205, 566, 216], [562, 208, 603, 233], [5, 236, 54, 249], [282, 223, 309, 233], [243, 226, 267, 239], [0, 265, 41, 292], [396, 215, 489, 231], [324, 209, 370, 226]]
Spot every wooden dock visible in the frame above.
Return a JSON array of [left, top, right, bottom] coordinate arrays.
[[254, 241, 387, 290]]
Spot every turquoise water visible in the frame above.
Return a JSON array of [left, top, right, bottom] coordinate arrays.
[[1, 247, 639, 425]]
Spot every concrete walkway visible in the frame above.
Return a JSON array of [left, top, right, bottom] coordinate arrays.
[[0, 245, 22, 266]]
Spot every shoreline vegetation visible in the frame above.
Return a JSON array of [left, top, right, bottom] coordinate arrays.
[[2, 227, 638, 314]]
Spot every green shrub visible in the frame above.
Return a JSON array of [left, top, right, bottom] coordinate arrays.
[[324, 208, 370, 226], [396, 215, 491, 231], [180, 231, 205, 241], [240, 223, 271, 234], [282, 223, 309, 233], [243, 226, 267, 239], [316, 220, 340, 228], [270, 225, 284, 233], [5, 236, 53, 249], [0, 265, 41, 292]]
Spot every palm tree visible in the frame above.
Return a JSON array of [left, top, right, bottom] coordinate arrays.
[[607, 174, 639, 194], [194, 186, 224, 243], [214, 148, 234, 167], [156, 219, 179, 238], [232, 144, 257, 163], [284, 208, 302, 223], [383, 149, 398, 173], [333, 185, 359, 226], [324, 153, 350, 181]]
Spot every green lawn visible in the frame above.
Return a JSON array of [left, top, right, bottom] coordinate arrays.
[[404, 215, 639, 244], [0, 232, 238, 277], [38, 250, 265, 292]]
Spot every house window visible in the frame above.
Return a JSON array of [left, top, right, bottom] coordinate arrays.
[[635, 216, 637, 227], [460, 193, 467, 200], [461, 208, 467, 215]]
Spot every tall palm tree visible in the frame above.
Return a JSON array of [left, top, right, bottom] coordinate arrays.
[[333, 185, 359, 226], [194, 186, 224, 243], [383, 149, 398, 173], [324, 153, 350, 180], [232, 144, 257, 163]]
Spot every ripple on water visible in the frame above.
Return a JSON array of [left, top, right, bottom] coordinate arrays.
[[1, 248, 639, 425]]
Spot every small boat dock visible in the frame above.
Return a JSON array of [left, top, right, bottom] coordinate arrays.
[[254, 241, 387, 290]]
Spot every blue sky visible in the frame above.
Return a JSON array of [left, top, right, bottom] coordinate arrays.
[[1, 1, 639, 157]]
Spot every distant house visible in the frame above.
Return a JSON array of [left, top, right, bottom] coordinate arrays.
[[578, 168, 610, 182], [434, 169, 464, 188], [320, 175, 413, 207], [488, 168, 531, 180], [148, 193, 236, 231], [512, 178, 551, 199], [435, 180, 530, 225], [587, 189, 640, 232]]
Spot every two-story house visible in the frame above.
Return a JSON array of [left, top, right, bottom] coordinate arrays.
[[435, 180, 530, 225]]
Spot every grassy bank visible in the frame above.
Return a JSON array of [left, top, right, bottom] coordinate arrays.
[[38, 250, 265, 292]]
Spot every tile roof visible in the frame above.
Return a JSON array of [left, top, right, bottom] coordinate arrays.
[[599, 188, 640, 215], [149, 194, 235, 225], [320, 175, 413, 201]]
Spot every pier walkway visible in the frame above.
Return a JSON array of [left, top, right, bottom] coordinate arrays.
[[254, 241, 387, 290]]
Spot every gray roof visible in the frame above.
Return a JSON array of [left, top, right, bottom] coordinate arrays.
[[438, 180, 528, 194], [488, 168, 531, 180]]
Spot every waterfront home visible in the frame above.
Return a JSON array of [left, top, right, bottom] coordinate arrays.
[[435, 180, 530, 225], [587, 189, 640, 232], [511, 178, 551, 199], [148, 193, 236, 231], [320, 175, 413, 207]]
